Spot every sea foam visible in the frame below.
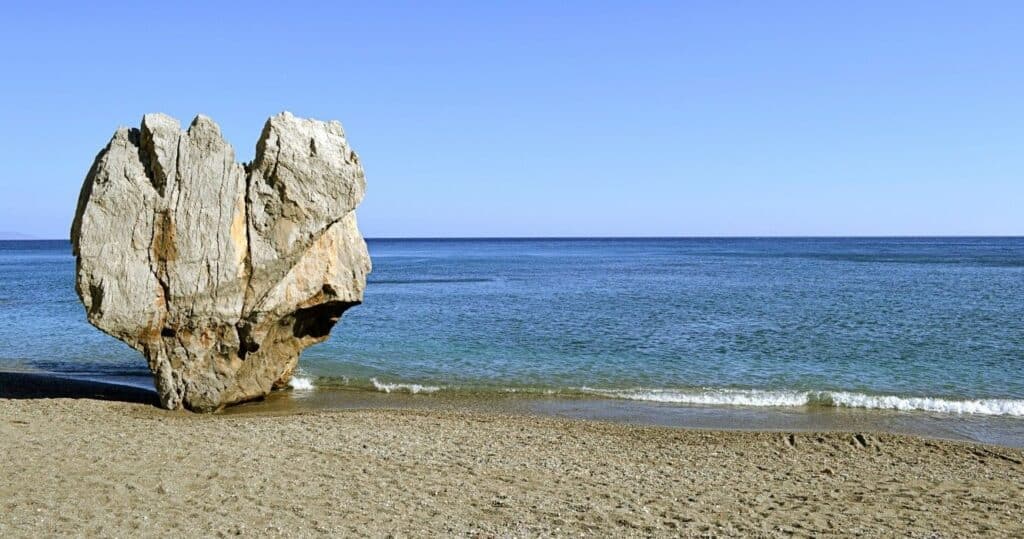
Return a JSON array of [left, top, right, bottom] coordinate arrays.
[[582, 387, 809, 407], [826, 392, 1024, 416], [288, 376, 315, 391], [370, 378, 441, 394], [581, 387, 1024, 417]]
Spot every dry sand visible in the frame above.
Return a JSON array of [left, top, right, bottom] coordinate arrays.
[[1, 397, 1023, 537]]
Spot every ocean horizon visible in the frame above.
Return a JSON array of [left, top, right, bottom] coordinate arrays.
[[6, 235, 1024, 240]]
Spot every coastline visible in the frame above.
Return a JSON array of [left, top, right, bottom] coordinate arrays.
[[4, 370, 1023, 448], [2, 395, 1023, 536]]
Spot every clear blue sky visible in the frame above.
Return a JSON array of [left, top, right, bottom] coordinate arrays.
[[1, 1, 1021, 238]]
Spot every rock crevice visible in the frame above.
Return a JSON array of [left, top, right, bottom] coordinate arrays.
[[71, 112, 370, 412]]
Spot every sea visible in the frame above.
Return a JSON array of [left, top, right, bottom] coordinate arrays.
[[2, 238, 1023, 445]]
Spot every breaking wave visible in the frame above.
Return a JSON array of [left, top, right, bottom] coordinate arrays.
[[284, 373, 1024, 417], [288, 376, 315, 391], [582, 387, 1024, 416], [370, 377, 441, 394], [582, 387, 809, 407], [826, 391, 1024, 416]]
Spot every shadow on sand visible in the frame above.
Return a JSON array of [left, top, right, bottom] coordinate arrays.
[[0, 371, 159, 406]]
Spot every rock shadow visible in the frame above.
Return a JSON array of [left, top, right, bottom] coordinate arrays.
[[0, 371, 160, 406]]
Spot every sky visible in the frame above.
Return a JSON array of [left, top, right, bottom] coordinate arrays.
[[0, 1, 1021, 238]]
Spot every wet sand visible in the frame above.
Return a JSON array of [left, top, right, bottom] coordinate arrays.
[[2, 392, 1023, 536], [227, 385, 1024, 449]]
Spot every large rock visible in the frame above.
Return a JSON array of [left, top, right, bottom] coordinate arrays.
[[70, 112, 371, 412]]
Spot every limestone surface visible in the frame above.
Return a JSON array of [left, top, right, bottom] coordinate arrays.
[[71, 112, 370, 411]]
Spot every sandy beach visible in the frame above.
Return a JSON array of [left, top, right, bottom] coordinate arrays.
[[2, 394, 1022, 537]]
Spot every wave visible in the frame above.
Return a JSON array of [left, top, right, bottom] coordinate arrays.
[[501, 387, 558, 395], [370, 377, 441, 394], [278, 373, 1024, 417], [582, 387, 1024, 416], [826, 391, 1024, 416], [582, 387, 810, 407], [288, 375, 315, 391]]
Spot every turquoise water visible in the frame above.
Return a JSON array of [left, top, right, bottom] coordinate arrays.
[[1, 238, 1023, 417]]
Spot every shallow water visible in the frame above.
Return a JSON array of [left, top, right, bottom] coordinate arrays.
[[1, 238, 1022, 444]]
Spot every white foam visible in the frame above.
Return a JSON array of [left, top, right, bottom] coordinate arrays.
[[828, 392, 1024, 416], [501, 387, 558, 395], [581, 387, 1024, 417], [370, 377, 440, 394], [289, 376, 315, 391], [582, 387, 811, 407]]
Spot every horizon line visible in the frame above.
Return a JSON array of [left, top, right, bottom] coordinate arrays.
[[5, 234, 1023, 241]]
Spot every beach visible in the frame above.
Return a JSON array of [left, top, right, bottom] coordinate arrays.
[[3, 238, 1024, 536], [4, 0, 1023, 535], [2, 395, 1022, 537]]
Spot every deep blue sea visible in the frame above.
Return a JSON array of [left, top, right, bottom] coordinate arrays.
[[2, 238, 1023, 418]]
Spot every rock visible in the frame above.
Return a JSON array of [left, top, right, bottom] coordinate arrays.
[[70, 112, 370, 412]]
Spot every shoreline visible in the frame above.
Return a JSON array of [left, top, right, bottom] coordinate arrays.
[[4, 370, 1022, 449], [235, 384, 1024, 449], [2, 396, 1023, 535]]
